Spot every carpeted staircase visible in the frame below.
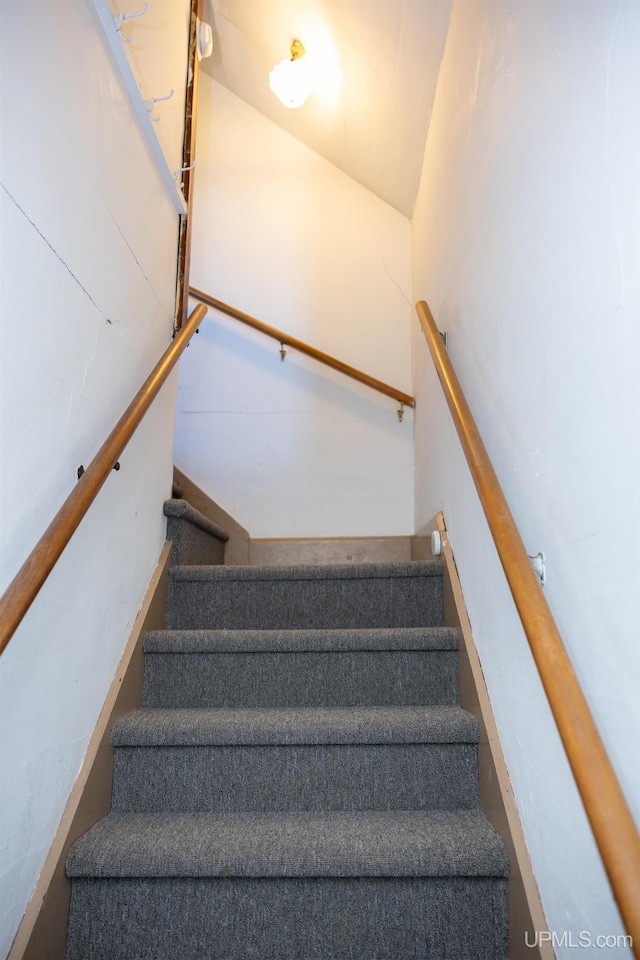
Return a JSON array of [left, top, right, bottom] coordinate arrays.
[[65, 501, 509, 959]]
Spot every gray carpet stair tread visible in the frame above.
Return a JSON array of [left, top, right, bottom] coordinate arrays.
[[112, 706, 479, 746], [67, 809, 509, 879], [168, 561, 443, 583], [144, 626, 459, 654], [163, 499, 229, 542]]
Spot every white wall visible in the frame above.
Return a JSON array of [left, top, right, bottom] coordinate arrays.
[[412, 1, 639, 955], [120, 0, 190, 176], [0, 1, 188, 954], [175, 78, 414, 538]]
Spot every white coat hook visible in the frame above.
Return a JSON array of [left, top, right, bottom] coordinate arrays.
[[173, 162, 196, 184], [114, 3, 148, 42], [144, 89, 174, 122]]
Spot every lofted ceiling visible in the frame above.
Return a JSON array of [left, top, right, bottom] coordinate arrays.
[[202, 0, 453, 218]]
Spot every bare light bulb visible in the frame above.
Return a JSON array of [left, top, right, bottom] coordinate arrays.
[[269, 39, 315, 109]]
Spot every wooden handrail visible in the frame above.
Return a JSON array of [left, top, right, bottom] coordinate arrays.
[[0, 303, 207, 657], [416, 299, 640, 954], [189, 286, 416, 409]]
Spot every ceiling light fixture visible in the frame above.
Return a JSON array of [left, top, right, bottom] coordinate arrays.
[[269, 39, 315, 109]]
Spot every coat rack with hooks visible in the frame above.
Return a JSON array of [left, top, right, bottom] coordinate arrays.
[[90, 0, 187, 215]]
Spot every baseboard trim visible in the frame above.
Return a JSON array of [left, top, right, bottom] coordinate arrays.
[[434, 512, 554, 960], [8, 542, 172, 960]]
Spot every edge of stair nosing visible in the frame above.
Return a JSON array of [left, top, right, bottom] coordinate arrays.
[[143, 626, 459, 654], [110, 706, 480, 747], [66, 810, 510, 879], [163, 499, 229, 542], [167, 561, 444, 583]]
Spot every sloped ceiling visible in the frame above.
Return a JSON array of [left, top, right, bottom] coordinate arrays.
[[203, 0, 453, 217]]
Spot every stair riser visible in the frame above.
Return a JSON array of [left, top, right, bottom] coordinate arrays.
[[143, 651, 458, 708], [66, 876, 508, 960], [166, 518, 225, 566], [166, 576, 443, 630], [111, 744, 478, 812]]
